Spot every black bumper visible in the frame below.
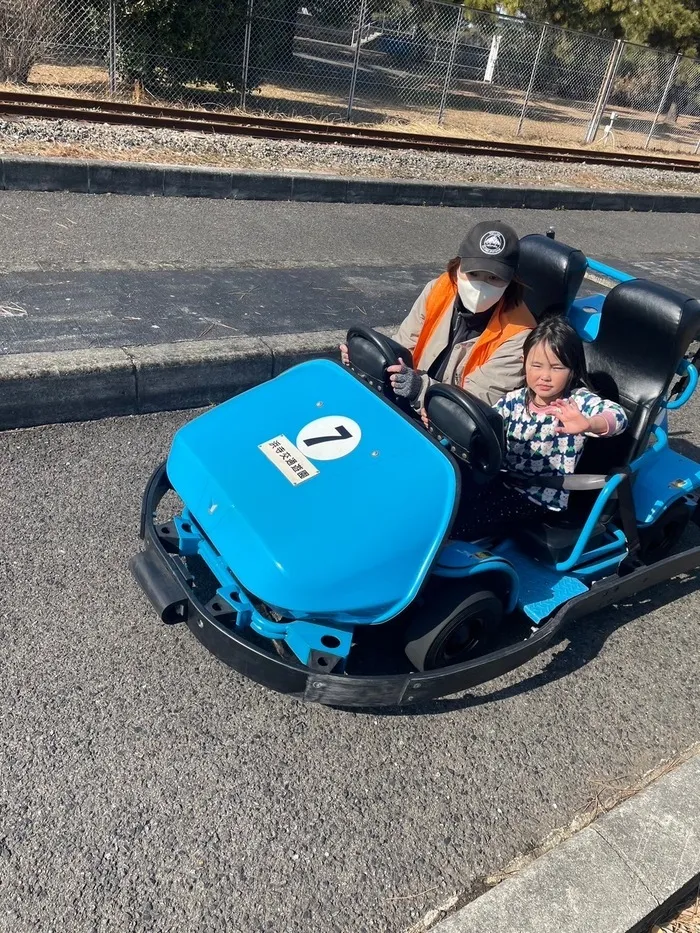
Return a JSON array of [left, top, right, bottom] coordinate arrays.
[[131, 462, 700, 708]]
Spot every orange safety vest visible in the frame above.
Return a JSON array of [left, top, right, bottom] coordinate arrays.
[[412, 273, 535, 385]]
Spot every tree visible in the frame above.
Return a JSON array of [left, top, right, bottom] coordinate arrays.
[[470, 0, 700, 55], [248, 0, 299, 85], [465, 0, 617, 33], [115, 0, 248, 93], [116, 0, 319, 97], [0, 0, 61, 83], [585, 0, 700, 55]]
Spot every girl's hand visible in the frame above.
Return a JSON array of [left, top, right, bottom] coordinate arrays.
[[549, 399, 592, 435], [420, 407, 430, 429], [339, 344, 350, 366]]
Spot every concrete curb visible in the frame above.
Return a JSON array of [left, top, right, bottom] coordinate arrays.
[[0, 327, 349, 430], [432, 751, 700, 933], [2, 154, 700, 212]]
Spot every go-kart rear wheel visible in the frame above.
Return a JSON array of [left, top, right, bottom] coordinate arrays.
[[638, 498, 692, 564], [404, 582, 503, 672]]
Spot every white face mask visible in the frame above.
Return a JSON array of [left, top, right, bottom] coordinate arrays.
[[457, 275, 507, 314]]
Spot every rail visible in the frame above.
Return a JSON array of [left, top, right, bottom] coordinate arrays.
[[0, 90, 698, 173]]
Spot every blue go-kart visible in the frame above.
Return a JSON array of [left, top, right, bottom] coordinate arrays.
[[131, 233, 700, 707]]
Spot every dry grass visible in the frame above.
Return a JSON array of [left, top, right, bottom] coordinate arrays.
[[251, 79, 700, 158], [28, 62, 110, 90], [652, 886, 700, 933]]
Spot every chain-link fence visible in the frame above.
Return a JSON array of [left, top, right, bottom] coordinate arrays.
[[0, 0, 112, 95], [441, 12, 550, 138], [600, 44, 700, 153], [1, 0, 700, 154], [246, 0, 358, 119], [518, 27, 618, 145]]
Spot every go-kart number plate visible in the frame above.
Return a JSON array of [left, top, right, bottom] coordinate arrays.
[[296, 415, 361, 461], [258, 435, 319, 486]]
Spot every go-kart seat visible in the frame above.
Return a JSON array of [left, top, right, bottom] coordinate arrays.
[[580, 278, 700, 472], [517, 278, 700, 565], [518, 234, 587, 321]]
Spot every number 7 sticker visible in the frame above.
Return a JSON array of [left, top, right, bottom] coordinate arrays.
[[296, 416, 361, 461], [302, 425, 352, 447]]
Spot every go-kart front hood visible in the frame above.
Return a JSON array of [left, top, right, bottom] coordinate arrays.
[[166, 360, 459, 624]]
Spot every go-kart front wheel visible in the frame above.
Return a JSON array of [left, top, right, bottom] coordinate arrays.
[[404, 582, 503, 672]]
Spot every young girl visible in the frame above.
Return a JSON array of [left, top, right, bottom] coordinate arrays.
[[453, 315, 628, 540]]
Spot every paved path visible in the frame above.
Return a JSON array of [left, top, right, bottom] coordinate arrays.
[[1, 193, 699, 354], [1, 400, 699, 933], [2, 193, 700, 932]]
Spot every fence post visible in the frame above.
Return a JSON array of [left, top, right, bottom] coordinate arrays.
[[584, 38, 623, 144], [516, 22, 548, 137], [108, 0, 117, 96], [645, 52, 682, 149], [437, 6, 462, 126], [347, 0, 368, 121], [240, 0, 254, 110]]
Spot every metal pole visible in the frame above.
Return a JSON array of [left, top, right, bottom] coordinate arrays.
[[346, 0, 368, 121], [437, 7, 462, 126], [240, 0, 254, 110], [108, 0, 117, 97], [645, 52, 682, 149], [516, 23, 548, 137], [584, 38, 623, 144]]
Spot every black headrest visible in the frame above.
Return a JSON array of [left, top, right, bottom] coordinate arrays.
[[518, 234, 587, 321], [587, 278, 700, 414]]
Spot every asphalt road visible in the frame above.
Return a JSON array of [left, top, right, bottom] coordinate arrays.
[[1, 192, 700, 354], [2, 400, 700, 933], [2, 193, 700, 931]]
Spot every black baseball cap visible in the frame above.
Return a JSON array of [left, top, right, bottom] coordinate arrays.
[[457, 220, 519, 282]]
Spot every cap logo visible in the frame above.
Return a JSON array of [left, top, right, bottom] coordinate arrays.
[[480, 231, 506, 255]]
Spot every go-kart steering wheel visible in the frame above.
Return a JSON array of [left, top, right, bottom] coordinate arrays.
[[345, 325, 414, 393], [424, 382, 504, 479]]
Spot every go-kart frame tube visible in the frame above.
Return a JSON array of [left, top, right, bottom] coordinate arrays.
[[585, 258, 635, 283], [133, 462, 700, 708]]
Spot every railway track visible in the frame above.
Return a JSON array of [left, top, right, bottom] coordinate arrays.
[[1, 89, 698, 173]]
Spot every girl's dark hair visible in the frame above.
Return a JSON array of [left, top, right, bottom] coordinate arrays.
[[446, 256, 524, 312], [523, 315, 592, 397]]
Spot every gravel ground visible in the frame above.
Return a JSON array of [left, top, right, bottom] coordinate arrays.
[[1, 115, 699, 195]]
